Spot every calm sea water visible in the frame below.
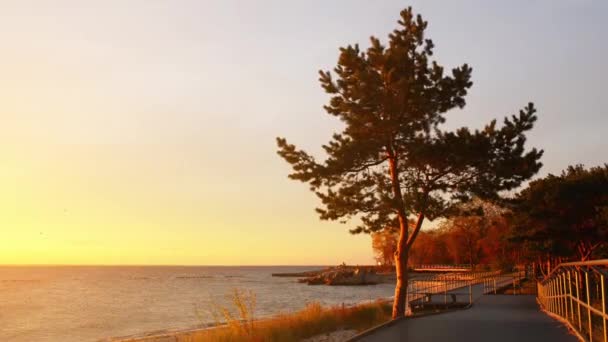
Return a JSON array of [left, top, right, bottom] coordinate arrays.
[[0, 266, 394, 341]]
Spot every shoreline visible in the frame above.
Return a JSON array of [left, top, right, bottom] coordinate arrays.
[[108, 298, 394, 342], [3, 265, 396, 342], [107, 268, 444, 341]]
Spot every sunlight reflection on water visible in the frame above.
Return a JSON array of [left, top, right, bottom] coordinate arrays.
[[0, 266, 394, 341]]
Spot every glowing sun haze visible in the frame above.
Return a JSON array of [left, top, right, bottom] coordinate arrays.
[[1, 0, 606, 265]]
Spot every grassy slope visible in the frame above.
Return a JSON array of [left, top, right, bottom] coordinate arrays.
[[174, 301, 392, 342]]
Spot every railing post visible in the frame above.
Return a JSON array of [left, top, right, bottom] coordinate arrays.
[[469, 278, 472, 305], [554, 279, 558, 314], [484, 276, 487, 294], [586, 271, 592, 341], [555, 278, 559, 314], [444, 277, 448, 307], [576, 270, 582, 332], [568, 270, 574, 323], [487, 274, 489, 294], [549, 279, 552, 312], [562, 273, 568, 319], [558, 273, 563, 317], [513, 274, 516, 296], [548, 279, 552, 312], [555, 274, 564, 317], [545, 282, 548, 308], [601, 273, 606, 342], [548, 279, 551, 312], [557, 275, 562, 316], [544, 282, 548, 308], [551, 278, 559, 315], [547, 280, 555, 312]]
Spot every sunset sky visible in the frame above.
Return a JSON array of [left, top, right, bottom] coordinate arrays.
[[1, 0, 606, 265]]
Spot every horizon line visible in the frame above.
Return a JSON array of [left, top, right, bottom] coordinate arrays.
[[0, 263, 359, 267]]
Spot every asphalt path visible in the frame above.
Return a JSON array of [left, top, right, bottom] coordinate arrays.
[[354, 283, 577, 342]]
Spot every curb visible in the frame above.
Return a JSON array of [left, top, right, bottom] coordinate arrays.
[[536, 298, 585, 342]]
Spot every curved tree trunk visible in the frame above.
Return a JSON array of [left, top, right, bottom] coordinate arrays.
[[392, 211, 426, 319], [392, 214, 409, 319], [387, 148, 426, 319], [387, 150, 410, 319]]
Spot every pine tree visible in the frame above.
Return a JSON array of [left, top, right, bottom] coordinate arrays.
[[276, 7, 543, 318], [511, 164, 608, 261]]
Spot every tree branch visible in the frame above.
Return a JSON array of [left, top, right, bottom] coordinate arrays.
[[345, 157, 388, 173], [406, 192, 428, 249]]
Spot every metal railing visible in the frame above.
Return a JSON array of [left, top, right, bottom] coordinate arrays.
[[412, 264, 473, 272], [483, 271, 526, 295], [408, 271, 502, 308], [537, 259, 608, 342]]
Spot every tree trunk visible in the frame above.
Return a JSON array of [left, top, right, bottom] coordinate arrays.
[[386, 150, 411, 319], [392, 214, 409, 319], [392, 211, 426, 319], [386, 146, 427, 319]]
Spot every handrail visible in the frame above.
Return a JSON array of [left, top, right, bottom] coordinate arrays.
[[412, 264, 473, 271], [482, 271, 526, 295], [542, 259, 608, 282], [407, 270, 517, 310], [537, 259, 608, 342]]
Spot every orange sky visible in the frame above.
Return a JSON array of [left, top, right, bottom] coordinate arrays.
[[0, 142, 373, 265]]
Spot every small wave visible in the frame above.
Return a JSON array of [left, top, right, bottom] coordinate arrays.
[[175, 275, 213, 279], [0, 279, 40, 283]]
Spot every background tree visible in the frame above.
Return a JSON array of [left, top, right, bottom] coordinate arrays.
[[479, 213, 521, 271], [439, 199, 517, 270], [277, 8, 542, 318], [371, 229, 399, 267], [408, 230, 451, 265], [511, 164, 608, 262], [442, 216, 484, 268], [407, 199, 523, 270]]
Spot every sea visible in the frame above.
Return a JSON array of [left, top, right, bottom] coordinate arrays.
[[0, 266, 395, 342]]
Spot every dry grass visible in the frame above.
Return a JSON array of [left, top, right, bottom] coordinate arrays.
[[560, 302, 607, 342], [209, 288, 257, 336], [179, 293, 391, 342]]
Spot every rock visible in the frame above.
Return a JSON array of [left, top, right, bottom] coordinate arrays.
[[297, 265, 394, 286]]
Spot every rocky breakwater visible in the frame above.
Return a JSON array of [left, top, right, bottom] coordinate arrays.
[[298, 266, 393, 286]]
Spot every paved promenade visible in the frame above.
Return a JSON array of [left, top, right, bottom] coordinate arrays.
[[355, 284, 577, 342]]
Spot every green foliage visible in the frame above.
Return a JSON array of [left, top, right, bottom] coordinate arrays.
[[276, 7, 542, 235], [510, 164, 608, 260]]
